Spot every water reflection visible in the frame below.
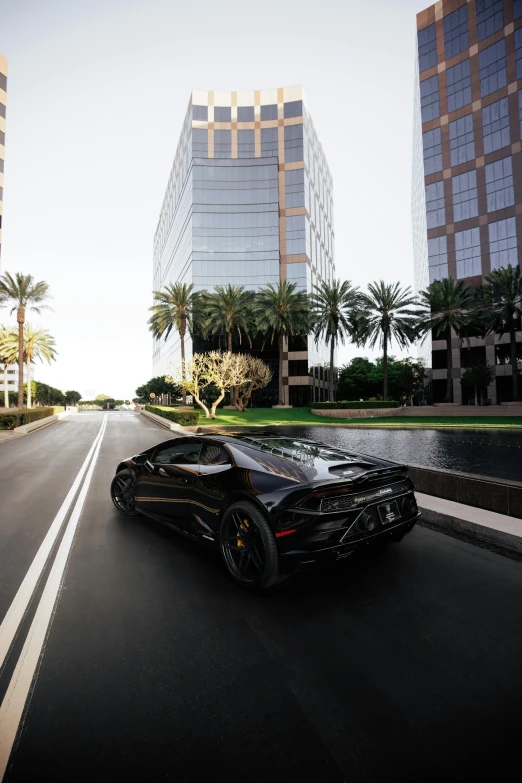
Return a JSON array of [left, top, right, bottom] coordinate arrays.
[[271, 426, 522, 482]]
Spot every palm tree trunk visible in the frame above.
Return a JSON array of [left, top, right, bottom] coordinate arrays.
[[329, 337, 335, 403], [180, 319, 187, 407], [279, 334, 284, 405], [3, 363, 8, 408], [17, 307, 24, 409], [445, 329, 453, 403], [383, 333, 389, 401], [510, 325, 520, 402], [26, 356, 31, 408]]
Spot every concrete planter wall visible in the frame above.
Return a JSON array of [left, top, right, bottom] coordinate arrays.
[[311, 408, 401, 419], [407, 464, 522, 520]]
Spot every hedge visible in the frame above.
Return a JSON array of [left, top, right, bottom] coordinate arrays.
[[0, 407, 56, 430], [145, 405, 200, 426], [310, 401, 400, 410]]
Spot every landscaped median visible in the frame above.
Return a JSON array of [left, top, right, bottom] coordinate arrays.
[[142, 405, 522, 430], [144, 405, 200, 426], [0, 406, 65, 430]]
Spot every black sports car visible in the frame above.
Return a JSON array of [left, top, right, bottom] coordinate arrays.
[[110, 432, 420, 588]]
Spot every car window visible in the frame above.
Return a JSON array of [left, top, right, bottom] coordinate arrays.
[[153, 441, 202, 465], [199, 443, 230, 466]]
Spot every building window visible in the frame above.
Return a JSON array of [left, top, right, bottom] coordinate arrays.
[[449, 114, 475, 165], [425, 180, 446, 228], [214, 107, 231, 122], [192, 105, 208, 121], [489, 217, 518, 269], [515, 28, 522, 79], [261, 127, 278, 157], [284, 124, 303, 163], [455, 227, 482, 278], [286, 261, 308, 291], [237, 106, 254, 121], [428, 235, 448, 282], [444, 5, 469, 59], [260, 104, 278, 121], [420, 75, 440, 123], [285, 168, 305, 208], [214, 129, 231, 158], [452, 170, 478, 222], [192, 128, 208, 157], [237, 129, 255, 158], [479, 39, 507, 98], [418, 23, 438, 72], [482, 97, 510, 154], [485, 156, 514, 212], [288, 360, 309, 377], [284, 100, 302, 119], [446, 59, 472, 112], [515, 0, 522, 21], [286, 215, 307, 255], [423, 127, 443, 174], [476, 0, 504, 42]]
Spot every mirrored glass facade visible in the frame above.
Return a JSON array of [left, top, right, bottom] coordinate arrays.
[[153, 86, 335, 405], [413, 1, 522, 403], [0, 54, 6, 266]]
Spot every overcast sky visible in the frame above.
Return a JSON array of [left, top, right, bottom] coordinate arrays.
[[0, 0, 428, 400]]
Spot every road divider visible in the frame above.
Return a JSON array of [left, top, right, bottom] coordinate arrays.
[[0, 414, 108, 779]]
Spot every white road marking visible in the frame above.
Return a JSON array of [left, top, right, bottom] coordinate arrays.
[[0, 416, 107, 673], [0, 414, 108, 780]]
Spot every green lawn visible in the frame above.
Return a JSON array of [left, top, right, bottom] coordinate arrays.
[[153, 406, 522, 429]]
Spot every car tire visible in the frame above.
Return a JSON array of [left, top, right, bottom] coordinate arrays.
[[219, 500, 282, 590], [110, 469, 139, 516]]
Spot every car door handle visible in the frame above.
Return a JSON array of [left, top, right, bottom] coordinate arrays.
[[158, 467, 168, 476]]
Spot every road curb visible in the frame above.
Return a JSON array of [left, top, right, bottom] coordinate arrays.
[[418, 504, 522, 557]]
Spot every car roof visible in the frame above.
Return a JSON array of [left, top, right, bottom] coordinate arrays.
[[201, 432, 401, 472]]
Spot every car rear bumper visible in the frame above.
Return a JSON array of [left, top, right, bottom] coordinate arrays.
[[278, 514, 420, 572]]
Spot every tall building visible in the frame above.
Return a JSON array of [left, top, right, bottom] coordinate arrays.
[[413, 0, 522, 403], [153, 86, 335, 405], [0, 53, 6, 265]]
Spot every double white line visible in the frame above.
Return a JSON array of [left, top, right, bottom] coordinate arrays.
[[0, 414, 108, 780]]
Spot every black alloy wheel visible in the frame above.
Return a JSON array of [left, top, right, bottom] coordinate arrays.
[[219, 501, 281, 589], [110, 469, 138, 516]]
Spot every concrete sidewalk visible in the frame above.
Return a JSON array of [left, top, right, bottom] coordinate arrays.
[[417, 492, 522, 557]]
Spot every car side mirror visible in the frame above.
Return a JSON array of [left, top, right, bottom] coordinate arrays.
[[134, 454, 148, 465]]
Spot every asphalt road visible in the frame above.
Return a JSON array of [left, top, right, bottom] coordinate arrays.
[[0, 411, 521, 782]]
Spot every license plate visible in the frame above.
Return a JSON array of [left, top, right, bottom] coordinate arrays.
[[378, 500, 400, 525]]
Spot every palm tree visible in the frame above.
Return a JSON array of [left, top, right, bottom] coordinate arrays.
[[148, 282, 201, 406], [201, 284, 254, 405], [475, 264, 522, 402], [310, 279, 361, 402], [0, 324, 57, 407], [418, 277, 475, 403], [358, 281, 419, 401], [0, 272, 51, 408], [0, 325, 17, 409], [202, 284, 252, 352], [255, 281, 310, 406]]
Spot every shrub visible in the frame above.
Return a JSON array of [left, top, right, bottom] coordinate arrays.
[[310, 401, 400, 410], [0, 407, 55, 430], [145, 405, 200, 426]]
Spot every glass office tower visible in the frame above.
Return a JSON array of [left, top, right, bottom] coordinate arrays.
[[0, 53, 6, 265], [413, 0, 522, 403], [153, 86, 335, 405]]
